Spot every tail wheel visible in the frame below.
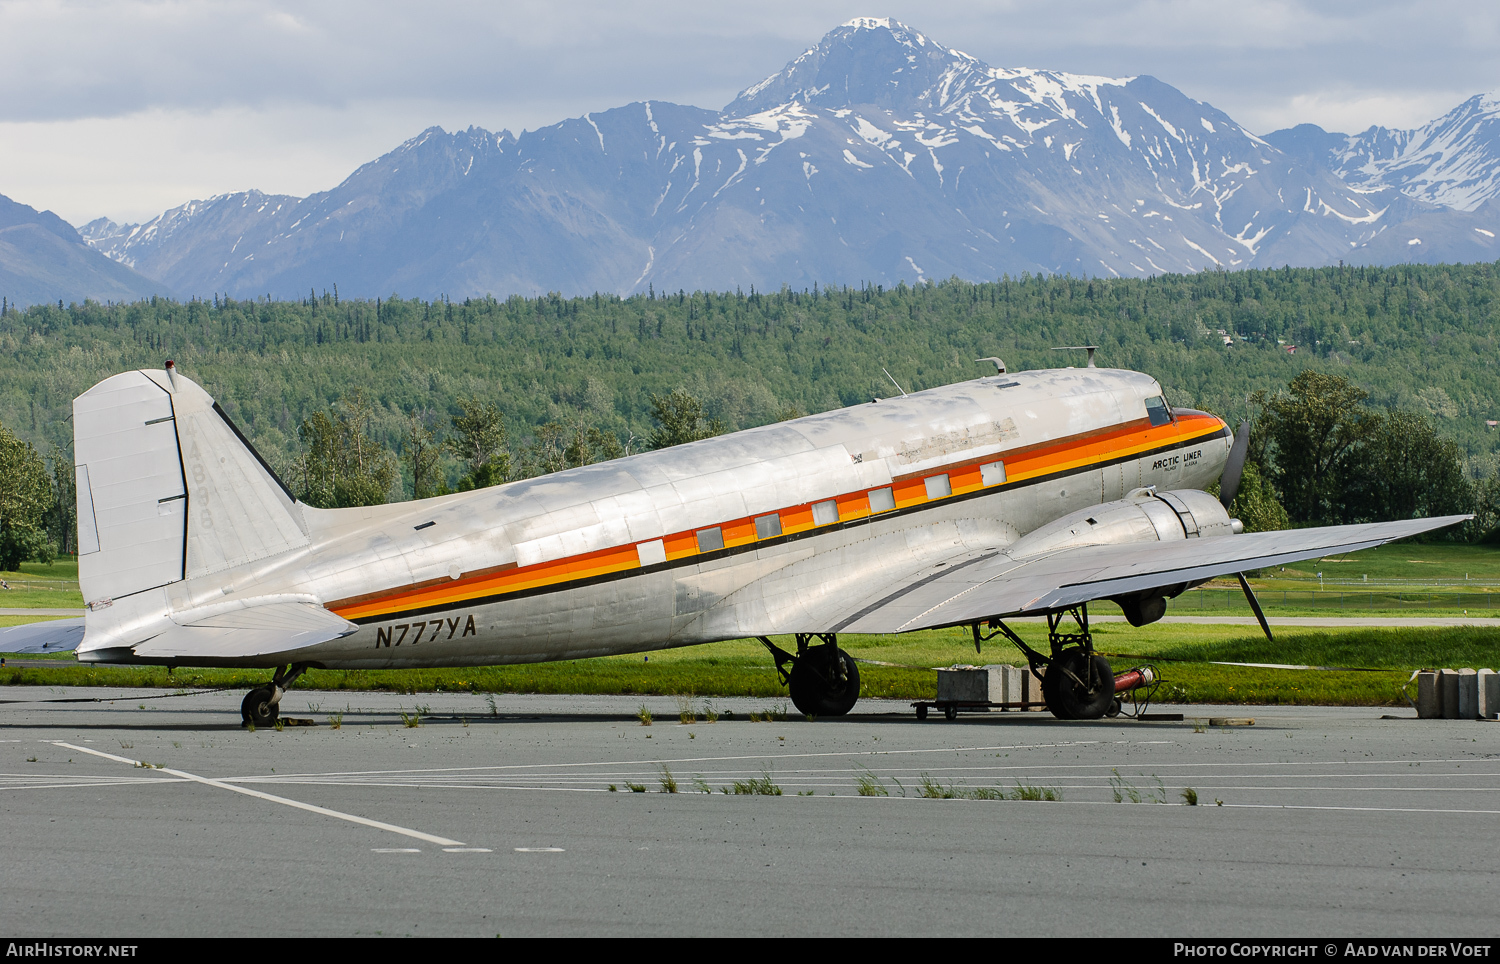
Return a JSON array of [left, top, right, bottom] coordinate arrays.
[[241, 686, 280, 728], [788, 645, 861, 717], [1041, 650, 1114, 720]]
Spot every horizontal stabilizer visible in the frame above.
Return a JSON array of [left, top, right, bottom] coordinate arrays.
[[0, 618, 85, 654], [127, 601, 357, 660], [835, 515, 1471, 634]]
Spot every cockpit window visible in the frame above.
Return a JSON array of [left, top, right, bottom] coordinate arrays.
[[1145, 395, 1173, 427]]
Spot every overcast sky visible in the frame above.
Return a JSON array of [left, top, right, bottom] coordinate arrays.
[[1, 0, 1494, 226]]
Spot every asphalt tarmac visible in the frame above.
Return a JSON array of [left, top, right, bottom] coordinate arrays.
[[0, 688, 1496, 937]]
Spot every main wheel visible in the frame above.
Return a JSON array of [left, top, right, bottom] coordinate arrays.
[[788, 645, 860, 717], [1041, 650, 1114, 720], [241, 686, 280, 728]]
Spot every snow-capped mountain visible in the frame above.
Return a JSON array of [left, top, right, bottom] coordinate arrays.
[[1331, 94, 1500, 211], [73, 19, 1500, 300]]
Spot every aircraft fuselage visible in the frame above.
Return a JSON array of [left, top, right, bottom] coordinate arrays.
[[78, 367, 1230, 669]]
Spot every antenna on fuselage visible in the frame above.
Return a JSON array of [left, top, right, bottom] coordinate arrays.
[[881, 367, 909, 397], [1051, 346, 1098, 368], [976, 356, 1006, 374]]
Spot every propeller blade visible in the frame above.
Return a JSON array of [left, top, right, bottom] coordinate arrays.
[[1236, 572, 1274, 643], [1219, 420, 1251, 508]]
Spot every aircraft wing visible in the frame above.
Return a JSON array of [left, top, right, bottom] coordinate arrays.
[[830, 515, 1470, 634], [0, 617, 86, 654]]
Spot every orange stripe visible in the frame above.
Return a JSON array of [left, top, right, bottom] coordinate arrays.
[[331, 414, 1226, 621]]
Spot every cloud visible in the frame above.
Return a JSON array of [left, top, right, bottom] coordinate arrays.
[[0, 0, 1494, 223]]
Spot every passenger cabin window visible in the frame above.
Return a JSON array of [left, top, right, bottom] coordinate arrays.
[[1145, 395, 1173, 427], [755, 513, 782, 539]]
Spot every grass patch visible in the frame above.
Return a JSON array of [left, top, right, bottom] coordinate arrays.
[[4, 622, 1498, 707]]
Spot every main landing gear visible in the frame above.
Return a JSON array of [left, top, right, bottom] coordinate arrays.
[[973, 604, 1116, 720], [241, 663, 310, 728], [758, 633, 861, 717]]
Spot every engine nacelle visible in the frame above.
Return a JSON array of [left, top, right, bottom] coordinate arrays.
[[1006, 488, 1242, 627], [1008, 488, 1239, 560]]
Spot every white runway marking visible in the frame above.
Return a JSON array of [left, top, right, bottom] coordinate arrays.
[[371, 848, 421, 853], [53, 741, 468, 847], [251, 741, 1114, 780], [1223, 803, 1500, 815], [515, 847, 565, 852], [442, 847, 493, 853]]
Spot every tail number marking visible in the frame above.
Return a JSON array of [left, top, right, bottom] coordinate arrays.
[[376, 615, 477, 648]]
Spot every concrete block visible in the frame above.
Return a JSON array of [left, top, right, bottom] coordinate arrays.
[[1416, 672, 1442, 719], [1479, 669, 1498, 720], [989, 664, 1021, 708], [1440, 669, 1460, 720], [1457, 669, 1479, 720], [937, 666, 991, 706], [1021, 667, 1046, 710]]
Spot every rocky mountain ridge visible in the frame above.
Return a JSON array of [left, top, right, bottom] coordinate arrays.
[[68, 18, 1500, 301]]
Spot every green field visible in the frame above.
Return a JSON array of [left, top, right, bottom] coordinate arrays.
[[1269, 542, 1500, 584], [4, 619, 1495, 709], [6, 544, 1499, 709]]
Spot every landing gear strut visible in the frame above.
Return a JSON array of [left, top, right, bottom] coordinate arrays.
[[970, 604, 1114, 720], [241, 663, 309, 728], [757, 633, 861, 717]]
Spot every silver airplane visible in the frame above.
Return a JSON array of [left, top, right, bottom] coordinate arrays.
[[2, 359, 1465, 724]]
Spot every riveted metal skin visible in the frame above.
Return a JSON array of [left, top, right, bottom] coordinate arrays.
[[67, 366, 1463, 670]]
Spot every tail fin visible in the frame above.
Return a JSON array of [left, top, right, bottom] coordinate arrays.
[[74, 366, 308, 612]]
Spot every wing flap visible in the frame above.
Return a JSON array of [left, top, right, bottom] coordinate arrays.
[[130, 601, 356, 659], [0, 617, 86, 654], [837, 515, 1470, 634]]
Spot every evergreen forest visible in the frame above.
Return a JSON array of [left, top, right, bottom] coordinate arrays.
[[2, 262, 1499, 537]]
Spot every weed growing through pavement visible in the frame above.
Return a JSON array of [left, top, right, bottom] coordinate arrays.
[[855, 768, 889, 797], [724, 771, 782, 795], [676, 694, 696, 724], [118, 742, 133, 749], [307, 702, 321, 714], [1181, 787, 1199, 805], [625, 781, 647, 793], [328, 711, 343, 730], [274, 718, 284, 732], [749, 704, 788, 723], [607, 784, 617, 792], [913, 772, 1061, 801], [400, 709, 421, 728], [693, 776, 712, 793], [637, 704, 653, 726], [486, 694, 498, 716], [658, 766, 679, 793], [1110, 769, 1140, 803], [1008, 782, 1062, 802], [25, 756, 37, 763], [1110, 769, 1168, 803], [702, 702, 720, 723]]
